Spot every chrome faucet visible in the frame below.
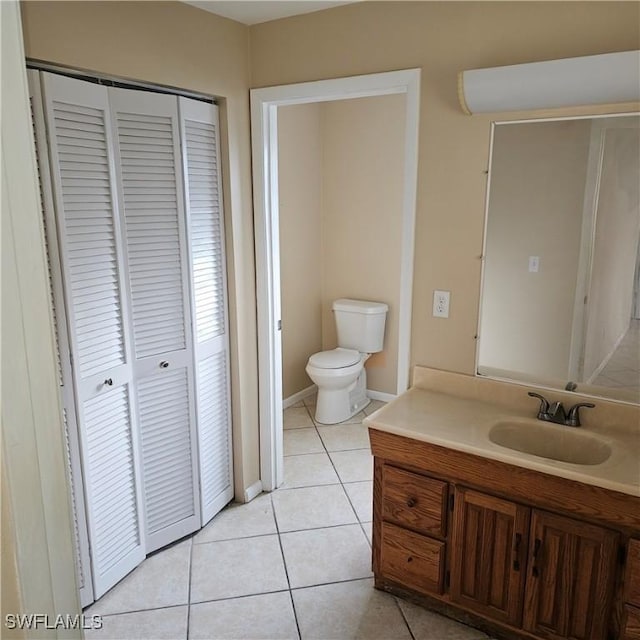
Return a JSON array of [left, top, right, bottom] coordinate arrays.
[[527, 392, 595, 427]]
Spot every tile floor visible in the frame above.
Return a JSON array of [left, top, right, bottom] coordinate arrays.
[[85, 395, 490, 640], [592, 318, 640, 400]]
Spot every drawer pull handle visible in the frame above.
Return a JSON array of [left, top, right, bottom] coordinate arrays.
[[104, 378, 113, 386], [531, 538, 542, 578], [407, 556, 413, 563], [406, 497, 417, 508], [160, 361, 169, 369]]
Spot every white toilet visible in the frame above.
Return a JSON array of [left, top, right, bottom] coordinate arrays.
[[305, 299, 388, 425]]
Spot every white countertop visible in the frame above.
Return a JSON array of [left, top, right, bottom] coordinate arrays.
[[364, 387, 640, 497]]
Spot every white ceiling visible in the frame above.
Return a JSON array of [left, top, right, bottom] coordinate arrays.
[[183, 1, 360, 26]]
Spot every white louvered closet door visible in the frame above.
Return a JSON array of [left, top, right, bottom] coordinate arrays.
[[28, 71, 94, 608], [109, 88, 201, 552], [40, 72, 145, 600], [179, 97, 234, 524]]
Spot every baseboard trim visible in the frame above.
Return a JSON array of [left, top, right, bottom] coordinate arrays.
[[243, 480, 263, 503], [367, 390, 397, 403], [283, 384, 316, 409]]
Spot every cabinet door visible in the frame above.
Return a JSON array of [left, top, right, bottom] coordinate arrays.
[[450, 487, 530, 627], [523, 510, 618, 640], [624, 539, 640, 607]]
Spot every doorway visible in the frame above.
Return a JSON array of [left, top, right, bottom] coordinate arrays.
[[250, 69, 421, 491]]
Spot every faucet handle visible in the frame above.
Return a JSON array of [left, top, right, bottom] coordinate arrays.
[[566, 402, 595, 427], [528, 392, 550, 418]]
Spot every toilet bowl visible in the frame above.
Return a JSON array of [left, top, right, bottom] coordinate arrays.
[[305, 349, 370, 424], [305, 299, 388, 425]]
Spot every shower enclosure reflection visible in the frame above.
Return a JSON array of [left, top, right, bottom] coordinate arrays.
[[478, 114, 640, 403]]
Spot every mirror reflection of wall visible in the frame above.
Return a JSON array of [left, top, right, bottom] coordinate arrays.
[[478, 115, 640, 404]]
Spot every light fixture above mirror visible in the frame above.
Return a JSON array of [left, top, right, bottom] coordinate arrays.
[[458, 50, 640, 114]]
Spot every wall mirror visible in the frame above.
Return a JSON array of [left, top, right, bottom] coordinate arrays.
[[478, 113, 640, 404]]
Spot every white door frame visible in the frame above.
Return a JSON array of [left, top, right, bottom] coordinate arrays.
[[250, 69, 421, 491]]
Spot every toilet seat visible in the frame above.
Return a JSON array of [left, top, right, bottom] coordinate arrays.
[[308, 348, 360, 369]]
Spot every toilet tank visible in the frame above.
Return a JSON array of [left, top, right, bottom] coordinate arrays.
[[332, 299, 388, 353]]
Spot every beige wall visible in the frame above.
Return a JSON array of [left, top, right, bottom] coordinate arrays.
[[479, 120, 591, 379], [278, 95, 405, 398], [20, 0, 259, 498], [278, 103, 324, 399], [250, 1, 640, 381], [584, 122, 640, 379]]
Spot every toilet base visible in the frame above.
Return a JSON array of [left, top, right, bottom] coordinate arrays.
[[314, 369, 370, 425]]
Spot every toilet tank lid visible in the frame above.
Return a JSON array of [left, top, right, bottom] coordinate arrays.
[[308, 348, 360, 369], [332, 299, 388, 314]]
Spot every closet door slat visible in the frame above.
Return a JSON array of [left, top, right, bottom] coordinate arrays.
[[180, 97, 234, 524]]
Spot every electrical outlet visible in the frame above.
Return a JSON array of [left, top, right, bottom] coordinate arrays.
[[433, 290, 450, 318]]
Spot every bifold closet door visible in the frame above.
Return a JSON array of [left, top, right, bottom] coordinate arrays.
[[109, 87, 201, 551], [28, 70, 94, 608], [40, 72, 145, 599], [179, 97, 234, 523]]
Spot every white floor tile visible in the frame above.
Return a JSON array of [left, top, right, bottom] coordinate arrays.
[[194, 493, 276, 544], [283, 453, 340, 488], [344, 481, 373, 523], [87, 539, 191, 616], [189, 592, 298, 639], [284, 427, 324, 456], [317, 423, 371, 452], [284, 406, 314, 429], [293, 578, 411, 640], [314, 410, 366, 426], [190, 535, 288, 603], [272, 484, 357, 532], [363, 399, 387, 416], [85, 606, 188, 640], [329, 449, 373, 483], [280, 524, 373, 588], [362, 521, 373, 546], [397, 599, 489, 640], [303, 393, 317, 408]]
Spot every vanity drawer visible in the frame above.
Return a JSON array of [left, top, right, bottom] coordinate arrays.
[[382, 465, 448, 537], [379, 521, 445, 595], [625, 539, 640, 607]]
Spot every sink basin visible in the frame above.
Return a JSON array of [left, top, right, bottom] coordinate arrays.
[[488, 419, 611, 465]]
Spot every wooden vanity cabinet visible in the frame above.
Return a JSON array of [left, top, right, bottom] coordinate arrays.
[[370, 428, 636, 640]]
